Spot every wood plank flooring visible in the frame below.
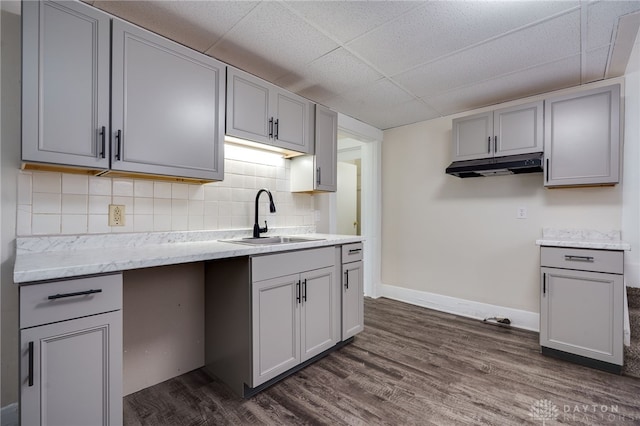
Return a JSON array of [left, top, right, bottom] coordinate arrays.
[[124, 297, 640, 425]]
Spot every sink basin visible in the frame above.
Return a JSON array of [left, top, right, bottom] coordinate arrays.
[[222, 236, 325, 246]]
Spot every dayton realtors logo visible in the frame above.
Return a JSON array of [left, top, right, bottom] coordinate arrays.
[[529, 399, 559, 424], [529, 399, 638, 423]]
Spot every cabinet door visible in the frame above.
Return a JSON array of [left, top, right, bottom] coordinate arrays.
[[544, 84, 620, 187], [493, 101, 543, 157], [540, 267, 623, 365], [111, 20, 225, 181], [314, 105, 338, 192], [300, 267, 338, 361], [451, 111, 493, 161], [21, 311, 122, 426], [272, 89, 313, 154], [22, 0, 110, 169], [342, 261, 364, 340], [226, 68, 271, 145], [252, 274, 300, 386]]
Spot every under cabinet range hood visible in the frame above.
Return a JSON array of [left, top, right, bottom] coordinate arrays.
[[445, 153, 543, 178]]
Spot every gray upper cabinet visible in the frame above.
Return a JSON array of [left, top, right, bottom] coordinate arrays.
[[111, 19, 225, 181], [22, 0, 111, 171], [544, 84, 620, 187], [227, 67, 313, 154], [290, 105, 338, 192], [451, 101, 543, 161]]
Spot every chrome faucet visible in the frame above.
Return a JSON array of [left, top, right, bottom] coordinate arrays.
[[253, 188, 276, 238]]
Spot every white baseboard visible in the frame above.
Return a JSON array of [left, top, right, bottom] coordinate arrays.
[[379, 284, 540, 332], [1, 403, 18, 426]]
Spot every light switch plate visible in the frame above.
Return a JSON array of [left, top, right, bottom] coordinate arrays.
[[516, 207, 528, 219], [109, 204, 125, 226]]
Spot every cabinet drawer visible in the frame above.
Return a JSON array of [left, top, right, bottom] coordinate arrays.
[[342, 243, 363, 263], [20, 273, 123, 329], [540, 247, 623, 274], [252, 247, 334, 282]]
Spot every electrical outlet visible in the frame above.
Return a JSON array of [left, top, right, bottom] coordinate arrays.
[[516, 207, 528, 219], [109, 204, 125, 226]]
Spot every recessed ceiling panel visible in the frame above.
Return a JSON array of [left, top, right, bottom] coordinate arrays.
[[207, 2, 338, 82], [394, 10, 580, 99], [284, 1, 422, 44], [584, 45, 612, 83], [424, 56, 581, 117], [587, 1, 640, 50], [92, 0, 258, 52], [347, 1, 579, 76]]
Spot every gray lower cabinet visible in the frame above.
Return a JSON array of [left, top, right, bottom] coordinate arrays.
[[451, 101, 543, 162], [22, 0, 111, 171], [226, 67, 314, 154], [540, 247, 623, 370], [204, 246, 340, 396], [341, 243, 364, 339], [111, 19, 225, 181], [19, 274, 123, 425], [290, 105, 338, 192], [252, 266, 337, 386], [544, 84, 620, 187]]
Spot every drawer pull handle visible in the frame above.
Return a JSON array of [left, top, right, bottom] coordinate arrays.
[[348, 248, 361, 254], [564, 255, 594, 263], [47, 289, 102, 300], [28, 341, 34, 387]]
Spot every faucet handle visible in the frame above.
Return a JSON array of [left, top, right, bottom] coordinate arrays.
[[261, 220, 268, 233]]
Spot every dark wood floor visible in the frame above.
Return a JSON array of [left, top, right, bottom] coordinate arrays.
[[124, 297, 640, 425]]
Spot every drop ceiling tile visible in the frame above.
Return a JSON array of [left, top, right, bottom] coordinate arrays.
[[587, 1, 640, 49], [347, 1, 579, 76], [284, 1, 422, 44], [425, 55, 581, 116], [92, 1, 258, 52], [325, 86, 438, 130], [393, 10, 580, 99], [584, 45, 612, 83], [275, 48, 384, 103], [207, 2, 338, 82]]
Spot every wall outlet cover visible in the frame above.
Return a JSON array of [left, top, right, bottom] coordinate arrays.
[[109, 204, 125, 226], [517, 207, 528, 219]]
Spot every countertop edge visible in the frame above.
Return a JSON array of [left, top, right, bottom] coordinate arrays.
[[535, 239, 631, 251], [14, 234, 364, 284]]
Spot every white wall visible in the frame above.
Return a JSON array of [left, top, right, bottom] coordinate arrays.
[[381, 77, 633, 318], [1, 4, 21, 409], [622, 30, 640, 287]]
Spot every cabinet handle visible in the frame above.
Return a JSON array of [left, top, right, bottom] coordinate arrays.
[[344, 270, 349, 289], [546, 158, 549, 182], [296, 280, 301, 304], [302, 279, 307, 302], [316, 168, 321, 185], [543, 273, 546, 295], [274, 119, 279, 140], [487, 136, 491, 153], [115, 129, 122, 161], [348, 248, 361, 254], [268, 118, 273, 138], [494, 136, 497, 153], [28, 341, 34, 387], [98, 126, 106, 159], [47, 289, 102, 300], [564, 255, 594, 263]]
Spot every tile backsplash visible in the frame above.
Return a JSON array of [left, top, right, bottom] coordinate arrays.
[[17, 146, 315, 236]]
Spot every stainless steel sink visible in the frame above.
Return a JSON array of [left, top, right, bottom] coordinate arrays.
[[221, 236, 325, 246]]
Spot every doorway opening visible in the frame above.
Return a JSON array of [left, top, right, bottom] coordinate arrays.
[[337, 137, 363, 236]]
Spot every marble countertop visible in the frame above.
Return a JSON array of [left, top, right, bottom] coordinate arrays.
[[14, 227, 363, 284], [535, 228, 630, 251]]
